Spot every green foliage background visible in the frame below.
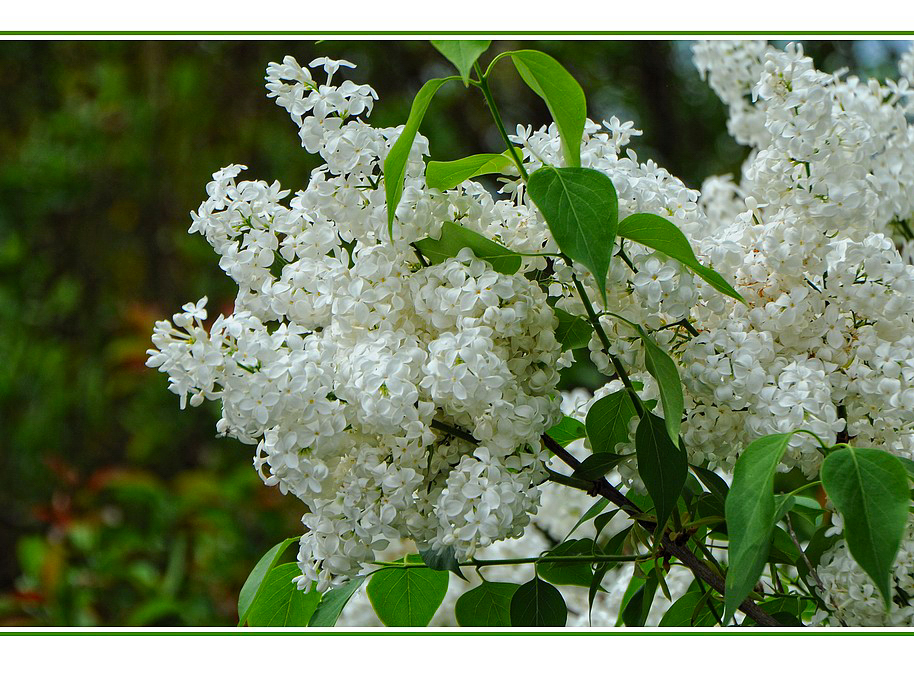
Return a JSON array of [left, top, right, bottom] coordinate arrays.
[[0, 39, 904, 626]]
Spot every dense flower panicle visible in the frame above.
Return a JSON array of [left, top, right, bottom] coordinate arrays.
[[813, 515, 914, 626], [683, 41, 914, 476], [149, 58, 570, 591], [150, 45, 914, 623]]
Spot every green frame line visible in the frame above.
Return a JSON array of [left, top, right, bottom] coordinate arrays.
[[1, 31, 914, 36], [1, 26, 910, 636]]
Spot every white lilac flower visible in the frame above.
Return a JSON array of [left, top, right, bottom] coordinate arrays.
[[150, 45, 914, 615]]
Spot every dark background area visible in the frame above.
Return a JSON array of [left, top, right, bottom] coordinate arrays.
[[0, 39, 906, 625]]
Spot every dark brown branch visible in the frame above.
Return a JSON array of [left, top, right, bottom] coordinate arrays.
[[541, 433, 783, 628]]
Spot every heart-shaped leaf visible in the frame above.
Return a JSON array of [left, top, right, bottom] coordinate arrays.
[[585, 389, 637, 454], [246, 563, 321, 627], [510, 577, 567, 626], [537, 539, 596, 587], [366, 558, 449, 627], [545, 415, 587, 446], [455, 581, 518, 626], [553, 306, 593, 351]]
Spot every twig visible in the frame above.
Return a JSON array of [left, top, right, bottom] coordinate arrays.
[[541, 433, 783, 627]]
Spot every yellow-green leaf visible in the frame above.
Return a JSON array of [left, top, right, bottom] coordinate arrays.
[[508, 50, 585, 167], [431, 40, 491, 86]]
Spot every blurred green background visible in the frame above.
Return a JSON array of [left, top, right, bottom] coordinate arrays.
[[0, 39, 906, 626]]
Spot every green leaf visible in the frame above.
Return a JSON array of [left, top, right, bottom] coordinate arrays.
[[553, 306, 593, 350], [510, 577, 567, 626], [246, 563, 321, 627], [564, 497, 610, 540], [545, 415, 587, 446], [508, 50, 585, 167], [384, 76, 458, 236], [636, 326, 683, 447], [593, 510, 621, 541], [426, 149, 519, 190], [821, 446, 910, 607], [620, 570, 659, 627], [537, 539, 596, 587], [635, 411, 688, 535], [769, 525, 802, 565], [589, 527, 630, 617], [774, 495, 796, 524], [585, 389, 636, 454], [799, 520, 840, 577], [454, 581, 519, 626], [690, 465, 730, 506], [366, 562, 449, 626], [896, 454, 914, 481], [757, 597, 805, 627], [430, 40, 491, 86], [418, 544, 467, 581], [237, 536, 298, 624], [617, 213, 745, 303], [308, 576, 365, 627], [615, 563, 649, 625], [414, 221, 521, 275], [724, 432, 793, 623], [527, 166, 617, 304], [573, 452, 627, 481], [658, 590, 718, 627]]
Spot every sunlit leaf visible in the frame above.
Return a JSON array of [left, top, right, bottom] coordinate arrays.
[[431, 40, 491, 86], [426, 149, 520, 190], [508, 50, 585, 166], [366, 559, 449, 626], [308, 577, 365, 627], [246, 563, 321, 627], [237, 536, 298, 625]]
